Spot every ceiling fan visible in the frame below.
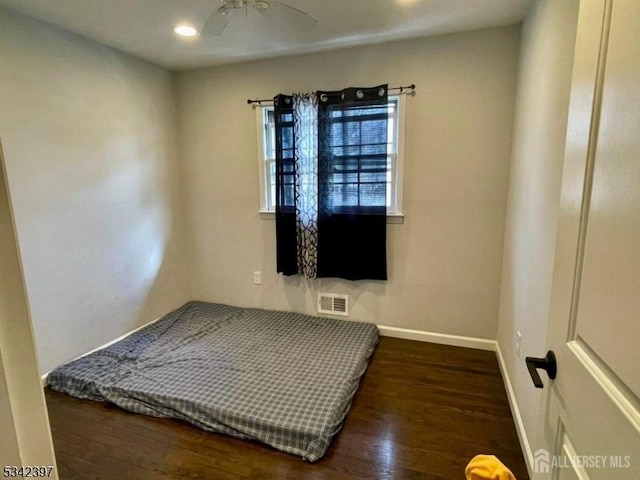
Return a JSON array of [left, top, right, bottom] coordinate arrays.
[[200, 0, 319, 37]]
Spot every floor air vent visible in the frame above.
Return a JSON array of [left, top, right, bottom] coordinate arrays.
[[317, 293, 349, 317]]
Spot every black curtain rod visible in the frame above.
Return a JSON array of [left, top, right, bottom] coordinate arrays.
[[246, 84, 416, 105]]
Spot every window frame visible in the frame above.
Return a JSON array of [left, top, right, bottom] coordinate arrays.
[[256, 94, 406, 223]]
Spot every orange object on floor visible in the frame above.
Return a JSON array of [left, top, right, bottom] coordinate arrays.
[[465, 454, 517, 480]]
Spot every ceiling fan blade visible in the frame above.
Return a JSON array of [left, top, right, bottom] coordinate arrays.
[[200, 8, 233, 37], [253, 1, 318, 31]]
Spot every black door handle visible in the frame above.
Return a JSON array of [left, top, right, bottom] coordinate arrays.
[[526, 351, 557, 389]]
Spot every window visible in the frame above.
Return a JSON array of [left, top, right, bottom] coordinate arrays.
[[256, 95, 405, 220]]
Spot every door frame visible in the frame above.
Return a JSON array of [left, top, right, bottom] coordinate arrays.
[[0, 137, 58, 475]]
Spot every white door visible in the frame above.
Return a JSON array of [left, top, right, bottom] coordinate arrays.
[[533, 0, 640, 479]]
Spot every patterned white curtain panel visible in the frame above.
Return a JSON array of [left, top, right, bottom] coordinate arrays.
[[292, 93, 319, 279]]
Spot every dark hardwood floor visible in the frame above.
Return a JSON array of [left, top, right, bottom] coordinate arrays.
[[46, 337, 529, 480]]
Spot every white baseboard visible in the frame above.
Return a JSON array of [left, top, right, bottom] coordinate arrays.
[[40, 315, 164, 388], [495, 342, 534, 477], [377, 325, 497, 351]]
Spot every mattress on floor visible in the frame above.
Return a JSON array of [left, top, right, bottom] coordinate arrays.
[[46, 301, 379, 461]]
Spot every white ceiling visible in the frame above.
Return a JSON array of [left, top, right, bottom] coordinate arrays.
[[0, 0, 532, 70]]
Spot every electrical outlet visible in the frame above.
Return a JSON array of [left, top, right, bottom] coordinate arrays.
[[253, 271, 262, 285], [516, 330, 522, 357]]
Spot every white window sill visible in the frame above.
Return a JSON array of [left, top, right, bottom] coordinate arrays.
[[258, 211, 405, 224]]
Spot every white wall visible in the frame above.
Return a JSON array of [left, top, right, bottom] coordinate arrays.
[[496, 0, 579, 467], [0, 7, 191, 374], [176, 26, 520, 338], [0, 141, 57, 473]]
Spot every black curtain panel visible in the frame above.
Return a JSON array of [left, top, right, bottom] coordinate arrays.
[[316, 85, 389, 281], [274, 94, 298, 275]]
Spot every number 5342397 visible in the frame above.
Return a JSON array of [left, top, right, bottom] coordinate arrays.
[[2, 466, 54, 478]]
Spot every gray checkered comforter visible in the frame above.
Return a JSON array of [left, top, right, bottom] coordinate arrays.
[[46, 302, 379, 461]]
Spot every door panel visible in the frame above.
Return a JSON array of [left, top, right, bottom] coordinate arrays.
[[559, 430, 589, 480], [574, 0, 640, 397], [539, 0, 640, 478]]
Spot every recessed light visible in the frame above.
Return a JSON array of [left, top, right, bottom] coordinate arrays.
[[172, 24, 199, 37]]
